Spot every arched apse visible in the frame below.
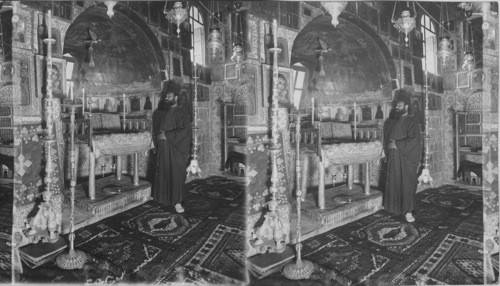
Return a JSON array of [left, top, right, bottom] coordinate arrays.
[[63, 3, 165, 96], [291, 13, 397, 105]]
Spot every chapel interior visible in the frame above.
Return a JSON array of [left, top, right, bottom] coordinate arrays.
[[0, 1, 498, 285]]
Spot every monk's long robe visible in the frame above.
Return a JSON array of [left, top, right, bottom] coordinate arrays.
[[383, 114, 422, 215], [153, 106, 192, 205]]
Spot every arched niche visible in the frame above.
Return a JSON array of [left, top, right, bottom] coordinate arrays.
[[63, 3, 165, 97], [291, 13, 396, 106]]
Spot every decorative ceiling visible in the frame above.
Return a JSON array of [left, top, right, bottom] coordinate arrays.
[[64, 4, 161, 94], [291, 14, 392, 94]]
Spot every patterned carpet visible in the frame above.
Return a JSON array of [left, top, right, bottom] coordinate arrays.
[[253, 185, 484, 286], [20, 176, 246, 285], [0, 185, 12, 283]]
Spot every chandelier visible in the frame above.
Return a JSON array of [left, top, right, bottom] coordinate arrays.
[[208, 28, 222, 59], [391, 2, 417, 46], [164, 1, 188, 37]]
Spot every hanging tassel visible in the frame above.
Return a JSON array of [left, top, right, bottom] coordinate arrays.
[[186, 158, 202, 177]]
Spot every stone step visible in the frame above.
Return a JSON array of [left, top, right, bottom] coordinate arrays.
[[61, 175, 151, 233], [301, 184, 383, 229]]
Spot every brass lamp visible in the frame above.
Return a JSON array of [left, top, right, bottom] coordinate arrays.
[[391, 2, 417, 46], [164, 1, 188, 37], [208, 28, 222, 59]]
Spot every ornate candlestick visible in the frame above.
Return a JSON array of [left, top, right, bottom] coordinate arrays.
[[25, 9, 62, 243], [283, 112, 314, 279], [186, 67, 202, 177], [251, 19, 287, 253], [56, 99, 87, 269], [418, 70, 433, 186]]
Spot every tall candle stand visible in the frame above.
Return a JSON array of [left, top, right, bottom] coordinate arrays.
[[56, 99, 87, 269], [186, 68, 202, 177], [27, 9, 61, 243], [85, 97, 96, 198], [252, 19, 287, 253], [121, 94, 127, 131], [283, 112, 314, 279], [418, 70, 433, 186]]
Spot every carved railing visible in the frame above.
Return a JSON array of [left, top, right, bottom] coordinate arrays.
[[289, 120, 383, 159], [62, 118, 90, 136], [61, 114, 151, 137]]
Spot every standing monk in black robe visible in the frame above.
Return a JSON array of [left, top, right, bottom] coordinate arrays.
[[383, 90, 422, 222], [153, 87, 192, 213]]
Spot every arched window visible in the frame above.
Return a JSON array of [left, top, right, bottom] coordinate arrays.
[[190, 6, 205, 66], [420, 14, 437, 74]]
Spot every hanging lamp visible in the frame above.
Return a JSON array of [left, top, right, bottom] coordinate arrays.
[[437, 4, 452, 64], [391, 2, 417, 46], [164, 1, 188, 37], [322, 2, 347, 27], [103, 1, 117, 18], [208, 28, 222, 58], [207, 3, 223, 59], [462, 21, 476, 74], [231, 4, 245, 65]]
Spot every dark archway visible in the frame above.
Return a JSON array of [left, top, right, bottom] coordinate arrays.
[[63, 2, 165, 96], [291, 13, 396, 96]]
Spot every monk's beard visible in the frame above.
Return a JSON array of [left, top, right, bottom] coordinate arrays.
[[164, 101, 174, 110], [395, 109, 406, 118]]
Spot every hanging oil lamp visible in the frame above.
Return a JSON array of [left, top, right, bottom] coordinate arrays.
[[208, 28, 222, 59], [438, 37, 452, 61], [462, 52, 475, 73], [231, 44, 244, 64], [164, 1, 188, 37], [103, 1, 117, 18], [391, 2, 417, 46], [393, 10, 416, 45], [322, 2, 347, 27]]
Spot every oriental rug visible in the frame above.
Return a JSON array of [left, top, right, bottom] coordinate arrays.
[[19, 176, 246, 285], [252, 185, 483, 286], [0, 186, 12, 283]]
